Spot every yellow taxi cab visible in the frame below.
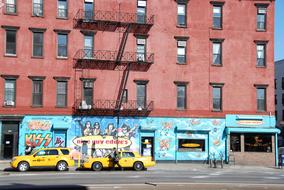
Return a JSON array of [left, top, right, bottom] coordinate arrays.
[[10, 147, 75, 172], [82, 151, 156, 171]]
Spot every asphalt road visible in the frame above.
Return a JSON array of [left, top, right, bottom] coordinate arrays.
[[1, 167, 284, 190]]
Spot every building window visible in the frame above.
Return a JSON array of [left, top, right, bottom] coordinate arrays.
[[230, 133, 241, 152], [177, 40, 187, 64], [83, 80, 93, 106], [58, 0, 68, 18], [84, 34, 94, 58], [32, 32, 44, 57], [213, 5, 222, 29], [213, 42, 222, 65], [275, 79, 277, 89], [5, 29, 17, 55], [213, 86, 222, 111], [256, 5, 267, 31], [282, 77, 284, 90], [84, 0, 93, 19], [275, 95, 277, 105], [56, 81, 67, 107], [137, 84, 146, 109], [244, 134, 272, 152], [137, 0, 146, 24], [4, 79, 16, 107], [136, 37, 146, 62], [177, 3, 186, 27], [176, 84, 186, 109], [256, 87, 266, 112], [5, 0, 16, 14], [282, 94, 284, 106], [178, 139, 205, 152], [32, 80, 43, 106], [275, 111, 277, 121], [33, 0, 43, 17], [282, 110, 284, 121], [57, 33, 68, 57], [256, 43, 266, 67]]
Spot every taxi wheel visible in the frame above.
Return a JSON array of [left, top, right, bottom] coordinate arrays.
[[57, 161, 68, 171], [92, 162, 103, 171], [18, 161, 29, 172], [133, 162, 144, 171]]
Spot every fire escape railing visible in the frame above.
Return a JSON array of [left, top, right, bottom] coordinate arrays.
[[75, 99, 154, 112], [74, 50, 154, 64], [74, 9, 154, 26]]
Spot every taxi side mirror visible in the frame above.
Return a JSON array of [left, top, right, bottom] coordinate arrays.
[[33, 154, 36, 157]]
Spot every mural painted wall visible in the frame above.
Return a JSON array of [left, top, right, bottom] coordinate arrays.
[[18, 116, 226, 161]]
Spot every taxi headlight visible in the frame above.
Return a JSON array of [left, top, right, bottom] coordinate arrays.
[[11, 157, 17, 162]]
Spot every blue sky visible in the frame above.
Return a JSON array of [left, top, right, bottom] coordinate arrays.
[[275, 0, 284, 61]]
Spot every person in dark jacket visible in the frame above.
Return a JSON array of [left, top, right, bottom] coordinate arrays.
[[111, 148, 122, 170]]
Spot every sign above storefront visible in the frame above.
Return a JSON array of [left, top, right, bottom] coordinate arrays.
[[237, 120, 264, 126]]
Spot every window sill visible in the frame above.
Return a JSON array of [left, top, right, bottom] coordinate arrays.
[[176, 62, 187, 65], [176, 25, 187, 28], [176, 108, 186, 111], [31, 15, 44, 18], [212, 109, 222, 112], [256, 65, 266, 68], [256, 29, 266, 32], [4, 54, 17, 58], [56, 17, 69, 20], [55, 106, 67, 108], [211, 27, 223, 30], [56, 56, 68, 60], [31, 105, 43, 108], [212, 64, 223, 67], [256, 110, 267, 113], [31, 56, 44, 59], [3, 105, 16, 108], [4, 12, 18, 16]]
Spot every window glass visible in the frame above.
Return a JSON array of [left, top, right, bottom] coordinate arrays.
[[213, 87, 222, 110], [122, 152, 135, 158], [177, 40, 186, 64], [177, 85, 186, 109], [33, 32, 43, 57], [257, 44, 265, 66], [177, 4, 186, 26], [32, 80, 43, 106], [58, 34, 67, 57], [58, 0, 67, 18], [83, 80, 93, 106], [244, 134, 272, 152], [84, 1, 93, 19], [6, 30, 16, 55], [33, 0, 43, 16], [257, 7, 266, 30], [57, 81, 67, 107], [213, 6, 222, 28], [36, 150, 46, 156], [137, 7, 146, 23], [48, 149, 59, 155], [137, 84, 146, 108], [4, 80, 15, 104], [230, 134, 241, 152], [178, 139, 205, 152], [137, 39, 145, 61], [60, 149, 70, 155], [6, 0, 16, 13], [257, 88, 266, 111], [213, 42, 221, 65], [84, 35, 94, 58]]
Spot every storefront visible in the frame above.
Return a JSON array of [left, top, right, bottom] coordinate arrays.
[[225, 115, 279, 166]]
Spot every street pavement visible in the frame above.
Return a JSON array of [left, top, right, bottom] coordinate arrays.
[[1, 160, 284, 190]]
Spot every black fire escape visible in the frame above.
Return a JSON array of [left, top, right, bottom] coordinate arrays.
[[73, 9, 154, 116]]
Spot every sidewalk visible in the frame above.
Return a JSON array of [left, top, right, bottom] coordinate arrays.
[[0, 160, 282, 172]]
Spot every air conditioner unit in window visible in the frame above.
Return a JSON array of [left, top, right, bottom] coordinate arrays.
[[79, 100, 92, 110], [5, 100, 15, 106]]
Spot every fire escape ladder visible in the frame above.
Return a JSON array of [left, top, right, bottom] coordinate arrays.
[[115, 62, 131, 111], [74, 68, 83, 110], [115, 24, 131, 64]]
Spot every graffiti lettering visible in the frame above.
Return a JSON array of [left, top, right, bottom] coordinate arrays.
[[25, 133, 52, 147], [55, 137, 64, 147], [28, 120, 52, 131]]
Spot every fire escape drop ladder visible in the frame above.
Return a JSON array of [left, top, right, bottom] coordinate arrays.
[[115, 24, 131, 112]]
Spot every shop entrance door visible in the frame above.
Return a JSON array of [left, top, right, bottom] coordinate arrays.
[[3, 134, 14, 159], [141, 137, 154, 159]]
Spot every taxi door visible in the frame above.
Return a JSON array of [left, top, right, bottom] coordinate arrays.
[[119, 152, 135, 168], [45, 149, 60, 166], [31, 150, 48, 167]]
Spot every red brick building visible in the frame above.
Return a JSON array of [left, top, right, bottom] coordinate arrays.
[[0, 0, 279, 166]]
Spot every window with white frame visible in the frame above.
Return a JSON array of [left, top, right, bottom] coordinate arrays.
[[5, 0, 16, 14], [177, 40, 187, 64], [4, 79, 16, 106], [137, 0, 146, 23], [177, 3, 186, 27], [33, 0, 43, 17], [58, 0, 68, 18], [136, 37, 146, 62]]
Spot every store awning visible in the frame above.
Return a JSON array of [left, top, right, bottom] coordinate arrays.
[[226, 127, 280, 134], [176, 126, 211, 132], [53, 121, 70, 130], [140, 126, 158, 131]]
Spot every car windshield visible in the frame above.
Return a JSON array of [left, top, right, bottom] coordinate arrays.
[[31, 149, 38, 155]]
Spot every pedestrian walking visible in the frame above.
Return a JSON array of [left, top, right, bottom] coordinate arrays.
[[111, 148, 122, 170]]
